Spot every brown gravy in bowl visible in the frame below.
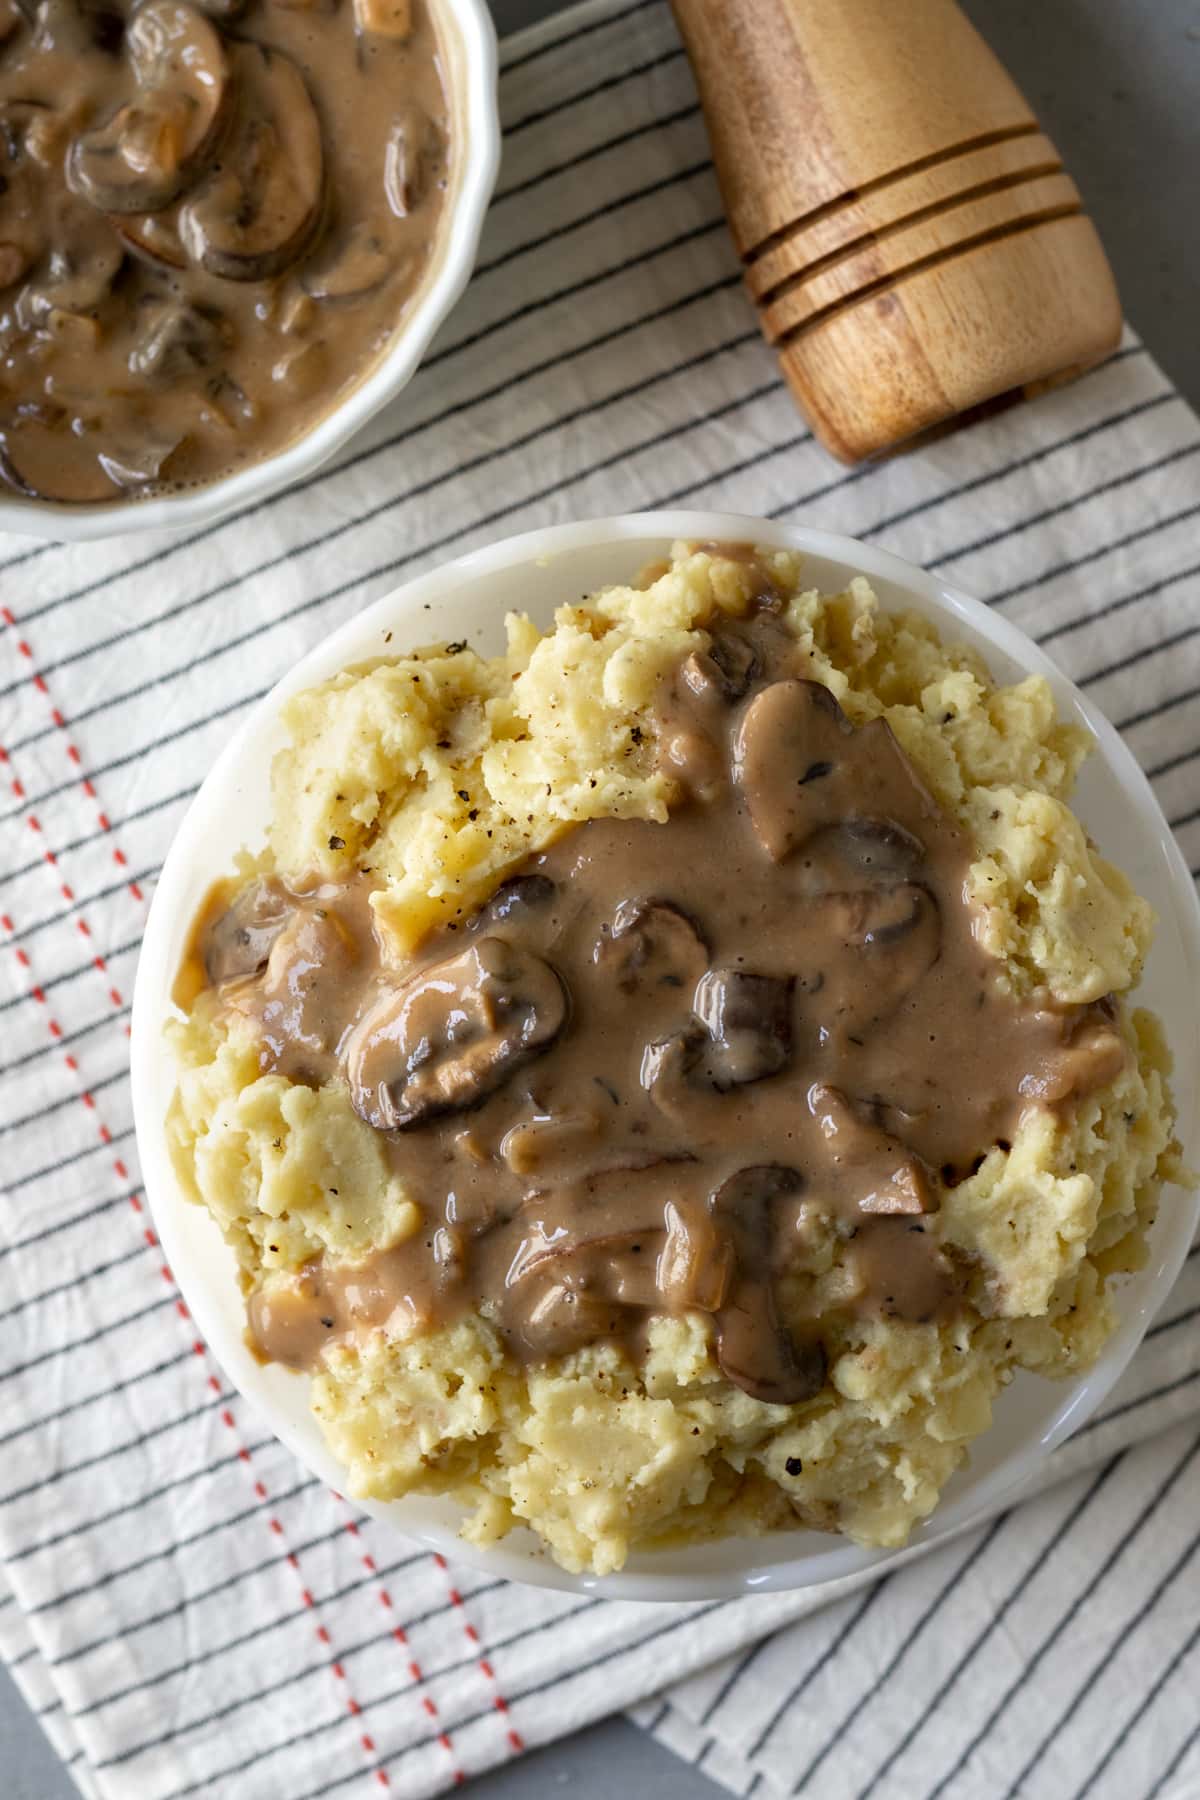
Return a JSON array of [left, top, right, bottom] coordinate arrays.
[[0, 0, 449, 504]]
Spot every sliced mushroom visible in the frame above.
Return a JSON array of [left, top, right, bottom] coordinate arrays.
[[644, 975, 793, 1112], [641, 1025, 710, 1130], [503, 1210, 646, 1353], [246, 901, 365, 1076], [500, 1170, 690, 1358], [594, 898, 708, 996], [693, 967, 793, 1089], [0, 110, 47, 290], [33, 0, 124, 56], [21, 100, 88, 173], [301, 222, 392, 302], [680, 628, 758, 703], [512, 1277, 628, 1361], [506, 1212, 661, 1291], [383, 100, 440, 217], [806, 883, 941, 1036], [179, 41, 323, 282], [816, 881, 937, 948], [0, 427, 60, 500], [801, 817, 925, 892], [67, 0, 229, 214], [345, 936, 567, 1131], [808, 1083, 933, 1215], [114, 209, 188, 270], [97, 422, 183, 488], [0, 411, 121, 503], [203, 878, 295, 985], [657, 1198, 733, 1312], [128, 297, 225, 380], [1018, 1015, 1127, 1105], [500, 1110, 605, 1179], [734, 679, 853, 861], [657, 719, 726, 801], [709, 1166, 826, 1404], [478, 873, 556, 928], [16, 227, 123, 330], [735, 679, 940, 868]]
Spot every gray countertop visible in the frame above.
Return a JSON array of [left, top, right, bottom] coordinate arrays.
[[4, 0, 1197, 1793]]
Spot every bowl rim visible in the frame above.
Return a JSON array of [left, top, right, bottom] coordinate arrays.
[[0, 0, 500, 544], [131, 510, 1200, 1600]]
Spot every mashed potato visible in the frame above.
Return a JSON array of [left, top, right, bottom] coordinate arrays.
[[168, 544, 1183, 1574]]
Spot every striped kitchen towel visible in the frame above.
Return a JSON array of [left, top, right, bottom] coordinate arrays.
[[1, 1, 1198, 1796]]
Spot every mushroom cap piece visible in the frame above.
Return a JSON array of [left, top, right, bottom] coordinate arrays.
[[179, 41, 323, 283], [15, 216, 124, 328], [475, 873, 557, 928], [709, 1165, 826, 1404], [594, 897, 709, 996], [734, 678, 941, 865], [301, 222, 393, 303], [113, 209, 188, 270], [203, 879, 295, 986], [807, 1083, 934, 1216], [345, 935, 568, 1132], [804, 882, 941, 1040], [0, 405, 123, 503], [679, 627, 759, 703], [733, 679, 853, 862], [693, 967, 794, 1089], [127, 296, 226, 381], [68, 0, 230, 214], [0, 109, 48, 290], [96, 421, 185, 489]]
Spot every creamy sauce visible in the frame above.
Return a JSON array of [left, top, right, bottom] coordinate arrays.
[[0, 0, 448, 502], [195, 569, 1127, 1401]]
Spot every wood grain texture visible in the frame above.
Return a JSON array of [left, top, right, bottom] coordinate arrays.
[[671, 0, 1123, 461]]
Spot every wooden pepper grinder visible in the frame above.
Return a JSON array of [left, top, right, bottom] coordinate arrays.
[[670, 0, 1122, 463]]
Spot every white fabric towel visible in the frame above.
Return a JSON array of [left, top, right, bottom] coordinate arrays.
[[1, 2, 1198, 1797]]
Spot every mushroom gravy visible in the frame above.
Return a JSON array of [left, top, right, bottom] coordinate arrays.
[[190, 588, 1127, 1404], [0, 0, 448, 503]]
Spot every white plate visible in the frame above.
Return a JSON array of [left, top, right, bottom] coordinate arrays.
[[132, 512, 1200, 1600]]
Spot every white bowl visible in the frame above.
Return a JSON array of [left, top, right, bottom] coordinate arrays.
[[132, 513, 1200, 1600], [0, 0, 499, 544]]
